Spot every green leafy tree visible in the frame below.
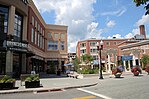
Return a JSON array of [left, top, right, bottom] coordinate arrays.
[[141, 55, 149, 67], [72, 57, 80, 71], [133, 0, 149, 15], [81, 54, 94, 65]]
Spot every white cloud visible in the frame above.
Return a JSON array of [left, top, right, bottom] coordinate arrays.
[[100, 7, 127, 16], [125, 28, 140, 39], [33, 0, 97, 52], [136, 15, 149, 26], [107, 34, 122, 39], [106, 20, 116, 27]]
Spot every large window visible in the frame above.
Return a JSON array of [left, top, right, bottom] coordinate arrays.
[[80, 43, 86, 47], [60, 41, 65, 50], [48, 32, 52, 38], [14, 13, 23, 41], [90, 42, 96, 46], [54, 33, 58, 39], [31, 28, 34, 43], [60, 33, 65, 39], [48, 41, 58, 50], [90, 49, 97, 53], [0, 5, 8, 34]]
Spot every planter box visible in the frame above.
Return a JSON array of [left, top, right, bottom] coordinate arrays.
[[133, 71, 139, 76], [115, 74, 121, 78], [0, 82, 15, 90], [25, 81, 40, 88]]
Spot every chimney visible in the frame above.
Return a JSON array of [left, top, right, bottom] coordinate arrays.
[[139, 25, 146, 39]]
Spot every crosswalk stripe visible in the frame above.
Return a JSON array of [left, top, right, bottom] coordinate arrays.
[[77, 88, 112, 99]]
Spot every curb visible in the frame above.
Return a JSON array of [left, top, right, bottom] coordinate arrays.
[[0, 82, 98, 94]]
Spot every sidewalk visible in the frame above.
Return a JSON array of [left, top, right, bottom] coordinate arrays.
[[0, 71, 147, 94], [0, 76, 98, 94]]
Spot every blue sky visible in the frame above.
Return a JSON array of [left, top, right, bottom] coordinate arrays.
[[33, 0, 149, 52]]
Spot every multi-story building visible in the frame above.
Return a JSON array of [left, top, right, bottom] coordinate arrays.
[[76, 25, 148, 73], [0, 0, 68, 77], [76, 38, 127, 72]]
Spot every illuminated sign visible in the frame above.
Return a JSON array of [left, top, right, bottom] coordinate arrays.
[[7, 41, 28, 48]]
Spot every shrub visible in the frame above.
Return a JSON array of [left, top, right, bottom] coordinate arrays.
[[0, 75, 16, 83], [25, 74, 39, 82]]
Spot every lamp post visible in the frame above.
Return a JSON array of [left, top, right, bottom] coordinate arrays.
[[97, 40, 103, 79]]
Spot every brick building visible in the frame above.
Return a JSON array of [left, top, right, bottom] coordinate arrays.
[[0, 0, 68, 77]]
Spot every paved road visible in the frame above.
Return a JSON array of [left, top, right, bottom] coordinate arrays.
[[0, 74, 149, 99]]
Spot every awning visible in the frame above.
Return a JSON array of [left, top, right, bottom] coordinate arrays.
[[64, 63, 74, 67]]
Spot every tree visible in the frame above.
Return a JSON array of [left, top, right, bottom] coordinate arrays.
[[72, 57, 80, 71], [81, 54, 94, 65], [133, 0, 149, 15], [141, 55, 149, 68]]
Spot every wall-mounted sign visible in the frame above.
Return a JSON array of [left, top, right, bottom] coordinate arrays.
[[7, 41, 28, 48], [122, 56, 133, 61]]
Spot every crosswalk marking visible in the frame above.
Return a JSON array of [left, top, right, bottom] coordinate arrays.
[[77, 88, 112, 99], [73, 95, 96, 99]]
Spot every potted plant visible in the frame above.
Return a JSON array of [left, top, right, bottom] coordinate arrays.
[[25, 74, 40, 88], [145, 66, 149, 75], [112, 66, 123, 78], [131, 66, 142, 76], [0, 75, 16, 90]]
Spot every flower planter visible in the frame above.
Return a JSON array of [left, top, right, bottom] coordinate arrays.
[[25, 81, 40, 88], [0, 82, 15, 90], [133, 71, 139, 76], [115, 73, 121, 78]]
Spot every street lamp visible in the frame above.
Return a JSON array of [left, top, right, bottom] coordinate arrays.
[[96, 40, 103, 79]]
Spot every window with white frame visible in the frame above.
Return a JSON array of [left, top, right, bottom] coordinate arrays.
[[38, 33, 40, 46], [35, 31, 37, 44], [31, 28, 34, 43], [35, 20, 37, 28], [90, 42, 96, 46], [54, 33, 58, 39], [90, 49, 97, 53], [60, 33, 65, 39], [48, 41, 58, 50], [80, 43, 86, 47], [80, 49, 86, 54], [32, 16, 34, 26], [48, 32, 52, 38]]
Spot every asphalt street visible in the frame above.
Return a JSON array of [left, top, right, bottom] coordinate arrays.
[[0, 74, 149, 99]]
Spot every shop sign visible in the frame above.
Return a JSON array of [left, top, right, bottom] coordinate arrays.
[[122, 56, 133, 61], [6, 41, 28, 48]]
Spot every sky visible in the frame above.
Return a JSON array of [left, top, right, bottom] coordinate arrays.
[[32, 0, 149, 53]]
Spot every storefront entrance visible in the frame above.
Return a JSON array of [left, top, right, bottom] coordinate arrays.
[[13, 53, 22, 78]]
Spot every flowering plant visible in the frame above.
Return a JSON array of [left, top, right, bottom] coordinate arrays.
[[131, 66, 141, 76], [112, 66, 124, 75], [145, 66, 149, 75]]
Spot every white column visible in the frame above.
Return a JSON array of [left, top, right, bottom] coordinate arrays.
[[128, 60, 131, 71], [123, 60, 127, 72], [6, 51, 13, 75], [108, 54, 111, 73], [138, 53, 141, 66], [132, 54, 136, 67]]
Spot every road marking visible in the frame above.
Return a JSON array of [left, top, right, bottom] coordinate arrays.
[[73, 95, 96, 99], [77, 88, 112, 99]]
